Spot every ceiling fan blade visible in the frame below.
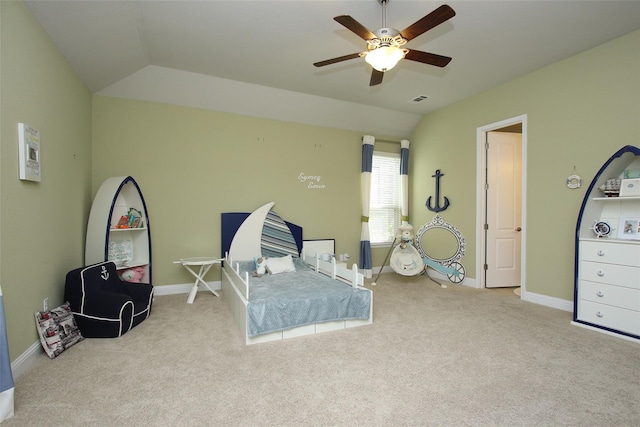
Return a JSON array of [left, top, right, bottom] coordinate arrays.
[[313, 52, 363, 67], [400, 4, 456, 41], [404, 50, 452, 67], [334, 15, 376, 40], [369, 69, 384, 86]]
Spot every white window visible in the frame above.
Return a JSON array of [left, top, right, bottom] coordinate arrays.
[[369, 152, 401, 246]]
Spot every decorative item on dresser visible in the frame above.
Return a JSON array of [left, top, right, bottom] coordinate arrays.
[[574, 145, 640, 341]]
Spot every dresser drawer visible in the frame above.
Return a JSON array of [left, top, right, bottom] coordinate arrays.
[[580, 240, 640, 267], [578, 300, 640, 335], [580, 280, 640, 311], [580, 261, 640, 289]]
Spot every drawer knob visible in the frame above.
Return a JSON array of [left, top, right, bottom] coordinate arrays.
[[596, 311, 604, 318], [596, 291, 605, 297], [597, 270, 605, 277], [597, 250, 605, 256]]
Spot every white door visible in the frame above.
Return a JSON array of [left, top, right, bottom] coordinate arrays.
[[485, 131, 522, 288]]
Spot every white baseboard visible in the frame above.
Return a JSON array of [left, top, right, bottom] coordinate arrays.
[[10, 341, 43, 380], [521, 290, 573, 312], [12, 281, 220, 380]]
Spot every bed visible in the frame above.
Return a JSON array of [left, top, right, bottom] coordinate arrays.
[[221, 202, 373, 345]]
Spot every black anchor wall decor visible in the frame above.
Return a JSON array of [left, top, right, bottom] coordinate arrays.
[[426, 169, 450, 212]]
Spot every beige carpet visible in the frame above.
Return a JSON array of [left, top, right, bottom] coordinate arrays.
[[5, 273, 640, 426]]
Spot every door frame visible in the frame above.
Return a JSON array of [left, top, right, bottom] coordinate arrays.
[[475, 115, 528, 294]]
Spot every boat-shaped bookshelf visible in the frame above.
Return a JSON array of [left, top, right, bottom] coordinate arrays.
[[85, 176, 152, 284]]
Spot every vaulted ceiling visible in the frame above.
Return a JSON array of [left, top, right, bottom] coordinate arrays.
[[25, 0, 640, 134]]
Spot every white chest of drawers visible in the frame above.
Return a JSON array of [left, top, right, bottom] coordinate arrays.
[[574, 145, 640, 341], [577, 240, 640, 336]]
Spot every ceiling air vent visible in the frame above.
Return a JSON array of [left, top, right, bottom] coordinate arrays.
[[408, 95, 429, 104]]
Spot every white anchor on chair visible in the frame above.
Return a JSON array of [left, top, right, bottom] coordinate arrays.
[[100, 266, 109, 280]]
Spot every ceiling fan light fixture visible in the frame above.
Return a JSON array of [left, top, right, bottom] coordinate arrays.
[[365, 46, 406, 72], [314, 3, 455, 85]]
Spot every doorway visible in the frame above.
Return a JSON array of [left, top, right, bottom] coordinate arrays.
[[476, 115, 527, 294]]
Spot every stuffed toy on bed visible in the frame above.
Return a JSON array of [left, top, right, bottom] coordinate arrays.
[[252, 257, 268, 277]]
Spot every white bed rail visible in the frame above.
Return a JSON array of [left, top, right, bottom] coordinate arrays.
[[224, 252, 250, 300], [301, 250, 364, 289], [224, 251, 364, 298]]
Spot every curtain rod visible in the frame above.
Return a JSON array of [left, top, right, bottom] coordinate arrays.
[[361, 137, 405, 144]]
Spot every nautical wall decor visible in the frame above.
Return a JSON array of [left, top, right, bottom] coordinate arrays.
[[415, 214, 466, 283], [426, 169, 450, 212], [566, 166, 582, 189]]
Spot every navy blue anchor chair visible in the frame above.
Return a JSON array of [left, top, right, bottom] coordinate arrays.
[[64, 261, 153, 338]]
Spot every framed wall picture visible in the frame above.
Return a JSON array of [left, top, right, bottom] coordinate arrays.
[[618, 218, 640, 240], [18, 123, 41, 182]]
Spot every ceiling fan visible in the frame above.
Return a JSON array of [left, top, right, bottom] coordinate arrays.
[[313, 1, 455, 86]]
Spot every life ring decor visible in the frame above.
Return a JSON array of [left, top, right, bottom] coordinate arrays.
[[566, 174, 582, 189], [591, 220, 611, 238], [415, 214, 466, 266]]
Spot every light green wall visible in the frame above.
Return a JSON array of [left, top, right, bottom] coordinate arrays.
[[1, 1, 92, 361], [410, 30, 640, 300], [92, 96, 402, 286], [3, 0, 638, 366]]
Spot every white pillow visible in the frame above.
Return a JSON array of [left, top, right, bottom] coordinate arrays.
[[266, 254, 296, 275]]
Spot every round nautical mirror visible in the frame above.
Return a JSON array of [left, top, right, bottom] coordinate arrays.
[[419, 227, 458, 261], [415, 215, 466, 265]]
